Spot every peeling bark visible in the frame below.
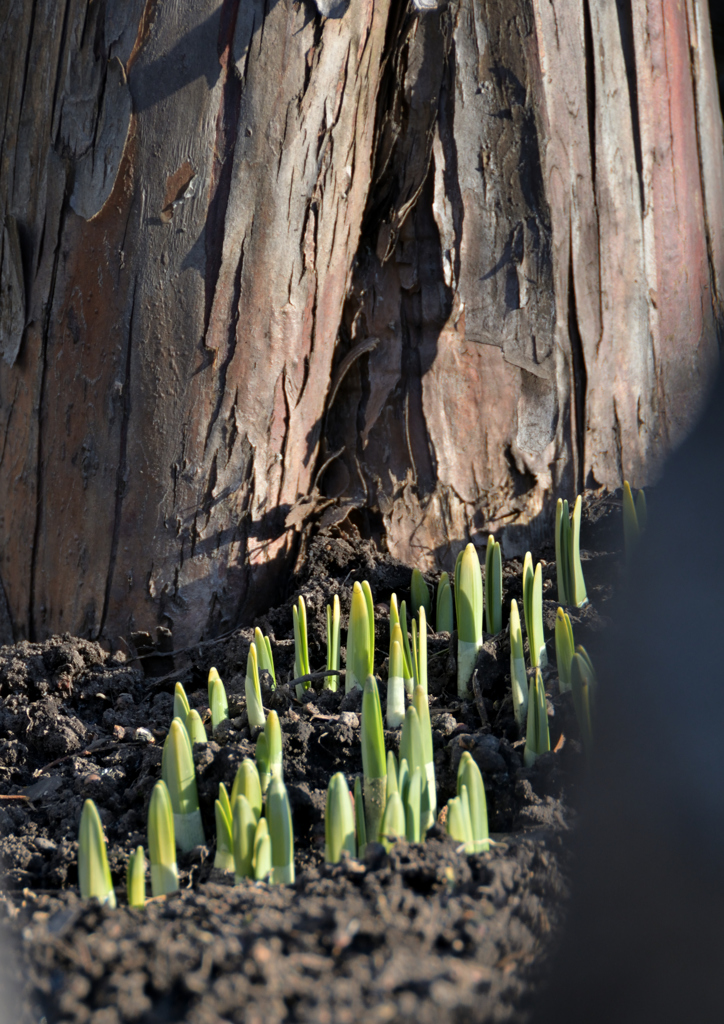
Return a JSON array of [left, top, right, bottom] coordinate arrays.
[[0, 0, 722, 645]]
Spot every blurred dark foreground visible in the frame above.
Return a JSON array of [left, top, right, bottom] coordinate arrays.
[[534, 371, 724, 1022]]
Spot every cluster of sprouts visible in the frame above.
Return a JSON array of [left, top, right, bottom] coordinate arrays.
[[78, 488, 640, 906]]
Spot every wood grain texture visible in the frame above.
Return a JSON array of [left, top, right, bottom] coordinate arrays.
[[0, 0, 721, 643]]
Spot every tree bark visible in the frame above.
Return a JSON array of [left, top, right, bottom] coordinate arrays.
[[0, 0, 722, 647]]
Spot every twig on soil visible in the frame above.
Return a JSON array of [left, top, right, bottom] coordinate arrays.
[[0, 794, 30, 801], [290, 669, 344, 688]]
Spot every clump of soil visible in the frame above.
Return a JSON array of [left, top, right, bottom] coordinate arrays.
[[0, 495, 621, 1023]]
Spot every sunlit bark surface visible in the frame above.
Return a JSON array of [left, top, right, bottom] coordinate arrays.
[[0, 0, 721, 646]]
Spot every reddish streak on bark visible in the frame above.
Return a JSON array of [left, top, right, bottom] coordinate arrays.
[[30, 135, 138, 639], [635, 0, 716, 442], [205, 0, 242, 336]]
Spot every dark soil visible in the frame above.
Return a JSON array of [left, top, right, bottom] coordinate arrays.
[[0, 495, 622, 1023]]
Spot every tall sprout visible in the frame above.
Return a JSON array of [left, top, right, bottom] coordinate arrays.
[[387, 635, 405, 729], [209, 672, 229, 731], [214, 783, 234, 872], [361, 675, 387, 844], [457, 752, 489, 853], [436, 572, 454, 633], [161, 718, 205, 851], [413, 683, 436, 829], [231, 758, 263, 819], [455, 543, 483, 695], [326, 594, 341, 690], [523, 668, 550, 767], [78, 799, 116, 907], [147, 780, 178, 897], [510, 599, 528, 728], [555, 495, 588, 607], [267, 776, 295, 884], [293, 596, 311, 698], [126, 846, 145, 908], [390, 594, 414, 694], [411, 606, 428, 695], [571, 649, 594, 752], [523, 553, 547, 668], [254, 627, 276, 688], [245, 642, 265, 730], [411, 568, 432, 619], [325, 772, 356, 863], [555, 608, 575, 692], [346, 582, 374, 692], [485, 536, 502, 635], [379, 792, 405, 852]]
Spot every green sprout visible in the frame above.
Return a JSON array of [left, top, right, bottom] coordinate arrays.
[[390, 594, 414, 695], [232, 794, 257, 882], [293, 596, 311, 697], [354, 775, 367, 857], [254, 627, 276, 689], [387, 634, 406, 729], [623, 481, 647, 559], [524, 668, 550, 767], [346, 581, 375, 692], [413, 682, 436, 828], [485, 536, 503, 635], [555, 607, 575, 693], [267, 776, 295, 884], [186, 709, 207, 746], [411, 568, 432, 619], [446, 792, 473, 854], [207, 667, 222, 706], [455, 542, 483, 695], [386, 750, 398, 799], [411, 606, 428, 694], [555, 496, 588, 607], [523, 553, 547, 668], [397, 755, 409, 802], [361, 674, 387, 844], [256, 731, 270, 794], [576, 644, 597, 683], [379, 791, 405, 851], [326, 594, 341, 690], [571, 648, 595, 752], [245, 642, 266, 730], [265, 710, 283, 781], [509, 599, 528, 728], [147, 779, 178, 897], [436, 572, 454, 633], [161, 718, 205, 851], [231, 757, 263, 819], [173, 682, 191, 731], [126, 846, 145, 908], [209, 672, 229, 731], [457, 752, 489, 853], [214, 783, 234, 872], [253, 818, 272, 881], [325, 772, 356, 863], [404, 764, 422, 842], [78, 799, 116, 907], [399, 704, 430, 831]]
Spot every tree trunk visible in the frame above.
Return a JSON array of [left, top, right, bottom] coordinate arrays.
[[0, 0, 722, 648]]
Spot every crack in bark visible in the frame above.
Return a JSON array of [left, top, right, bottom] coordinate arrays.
[[204, 0, 242, 335], [203, 236, 245, 454], [29, 185, 68, 641], [99, 276, 137, 639]]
